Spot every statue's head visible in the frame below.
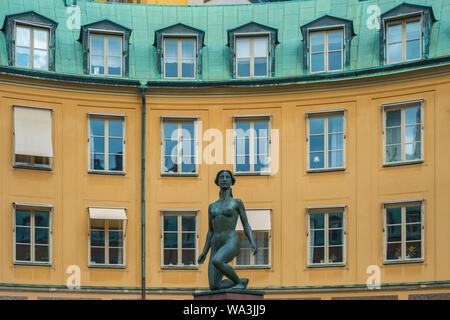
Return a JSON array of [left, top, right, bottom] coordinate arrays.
[[215, 169, 235, 188]]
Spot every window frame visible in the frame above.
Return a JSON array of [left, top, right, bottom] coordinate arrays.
[[160, 116, 198, 176], [233, 115, 272, 175], [309, 28, 344, 74], [235, 35, 269, 79], [13, 203, 53, 266], [14, 23, 50, 71], [162, 36, 197, 80], [88, 217, 126, 268], [385, 16, 422, 65], [383, 200, 424, 264], [306, 206, 347, 267], [306, 110, 346, 172], [160, 210, 198, 269], [88, 113, 126, 175], [89, 32, 124, 77], [382, 100, 424, 166]]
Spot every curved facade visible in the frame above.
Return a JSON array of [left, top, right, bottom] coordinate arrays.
[[0, 0, 450, 300]]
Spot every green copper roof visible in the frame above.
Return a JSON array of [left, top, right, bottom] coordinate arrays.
[[0, 0, 449, 84]]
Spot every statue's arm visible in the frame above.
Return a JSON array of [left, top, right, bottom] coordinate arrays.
[[198, 205, 213, 264], [237, 199, 258, 256]]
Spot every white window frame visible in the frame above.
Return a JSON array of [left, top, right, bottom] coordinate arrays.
[[309, 28, 344, 74], [160, 210, 198, 268], [14, 23, 50, 71], [163, 36, 197, 80], [233, 115, 271, 175], [383, 199, 424, 263], [89, 32, 123, 77], [386, 16, 422, 65], [382, 100, 424, 166], [306, 206, 346, 267], [235, 35, 269, 79], [88, 113, 126, 174], [13, 203, 53, 265], [306, 110, 346, 172], [160, 116, 198, 176]]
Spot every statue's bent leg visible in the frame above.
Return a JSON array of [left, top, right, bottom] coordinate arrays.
[[210, 240, 241, 289]]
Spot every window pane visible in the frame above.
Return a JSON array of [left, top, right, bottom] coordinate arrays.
[[16, 27, 30, 47], [165, 61, 178, 78], [91, 55, 105, 75], [35, 211, 49, 227], [182, 61, 195, 78], [386, 145, 401, 162], [386, 127, 401, 145], [35, 228, 49, 244], [164, 140, 178, 157], [108, 56, 121, 76], [405, 125, 421, 144], [328, 51, 342, 71], [181, 157, 196, 173], [164, 39, 178, 58], [92, 137, 105, 153], [329, 229, 342, 245], [236, 138, 249, 155], [255, 138, 268, 155], [182, 233, 195, 249], [91, 154, 105, 170], [387, 226, 402, 242], [109, 248, 123, 264], [108, 120, 123, 138], [182, 216, 196, 232], [16, 210, 31, 226], [309, 118, 324, 134], [182, 40, 195, 58], [164, 216, 178, 232], [164, 249, 178, 265], [16, 47, 31, 68], [182, 249, 195, 265], [164, 233, 178, 249], [109, 138, 123, 154], [406, 241, 421, 259], [237, 59, 250, 77], [311, 32, 324, 53], [406, 21, 420, 40], [405, 106, 421, 125], [406, 205, 421, 223], [236, 39, 250, 58], [311, 247, 324, 264], [328, 116, 343, 133], [236, 248, 251, 265], [33, 49, 48, 70], [108, 37, 122, 57], [34, 29, 48, 50], [405, 142, 421, 160], [386, 207, 402, 225], [35, 245, 49, 262], [181, 140, 195, 156], [236, 155, 250, 172], [109, 230, 123, 247], [255, 248, 269, 265], [254, 38, 268, 57], [16, 244, 31, 261], [406, 40, 420, 60], [329, 246, 343, 263], [91, 36, 104, 55], [388, 24, 402, 43], [329, 212, 343, 228], [16, 227, 30, 243], [90, 119, 105, 136], [90, 248, 105, 264], [163, 122, 178, 140], [235, 121, 250, 138], [255, 232, 269, 247], [254, 155, 270, 172], [90, 230, 105, 246], [311, 53, 324, 72], [328, 134, 343, 150], [328, 31, 342, 51], [254, 57, 267, 77], [328, 151, 343, 168], [163, 156, 178, 173], [309, 152, 324, 169], [310, 135, 324, 152], [311, 230, 324, 246], [388, 42, 403, 63], [181, 122, 195, 140], [254, 121, 269, 137], [406, 224, 421, 241], [386, 243, 402, 260]]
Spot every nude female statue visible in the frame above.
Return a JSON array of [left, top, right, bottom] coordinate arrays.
[[197, 170, 257, 290]]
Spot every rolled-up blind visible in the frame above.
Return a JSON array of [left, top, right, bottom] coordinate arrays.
[[14, 106, 53, 157], [88, 207, 127, 220], [236, 209, 271, 231]]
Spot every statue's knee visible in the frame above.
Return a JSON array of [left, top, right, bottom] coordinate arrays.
[[211, 257, 222, 269]]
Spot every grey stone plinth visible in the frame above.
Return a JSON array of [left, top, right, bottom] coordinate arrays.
[[193, 289, 264, 300]]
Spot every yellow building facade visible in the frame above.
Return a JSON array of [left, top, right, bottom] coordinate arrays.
[[0, 0, 449, 300]]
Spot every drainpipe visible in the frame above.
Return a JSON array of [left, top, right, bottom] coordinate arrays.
[[140, 84, 148, 300]]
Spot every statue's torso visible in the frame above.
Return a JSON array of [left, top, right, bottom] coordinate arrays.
[[209, 199, 239, 234]]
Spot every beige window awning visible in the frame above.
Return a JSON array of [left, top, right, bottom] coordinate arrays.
[[14, 106, 53, 158], [88, 207, 127, 220], [236, 209, 271, 231]]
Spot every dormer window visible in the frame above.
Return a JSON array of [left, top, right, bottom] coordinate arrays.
[[1, 11, 58, 71], [301, 15, 354, 74], [380, 3, 436, 65], [227, 22, 278, 79], [79, 20, 131, 77]]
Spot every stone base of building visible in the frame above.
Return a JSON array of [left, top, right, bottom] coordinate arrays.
[[193, 289, 265, 300]]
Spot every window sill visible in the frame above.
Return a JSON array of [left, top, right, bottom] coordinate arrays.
[[161, 173, 198, 177], [13, 165, 52, 171], [161, 266, 198, 270], [88, 170, 126, 176], [307, 263, 346, 268], [88, 264, 126, 269], [235, 266, 271, 270], [233, 172, 271, 176], [383, 259, 424, 265], [307, 168, 345, 173], [383, 160, 424, 167], [14, 262, 52, 267]]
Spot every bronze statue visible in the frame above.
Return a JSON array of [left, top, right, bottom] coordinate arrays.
[[198, 170, 257, 290]]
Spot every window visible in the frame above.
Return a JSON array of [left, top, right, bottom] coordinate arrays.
[[236, 37, 268, 78], [14, 203, 52, 264], [309, 29, 343, 73], [13, 106, 53, 169], [88, 114, 125, 173], [161, 211, 197, 267], [163, 38, 196, 79], [161, 117, 197, 175], [88, 207, 127, 267], [233, 116, 270, 174], [154, 23, 205, 80], [383, 101, 423, 165], [2, 11, 57, 71], [386, 18, 421, 64], [235, 209, 271, 268], [383, 200, 424, 263], [227, 22, 279, 79], [90, 34, 122, 76], [307, 207, 345, 266], [307, 111, 345, 171], [79, 20, 131, 77]]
